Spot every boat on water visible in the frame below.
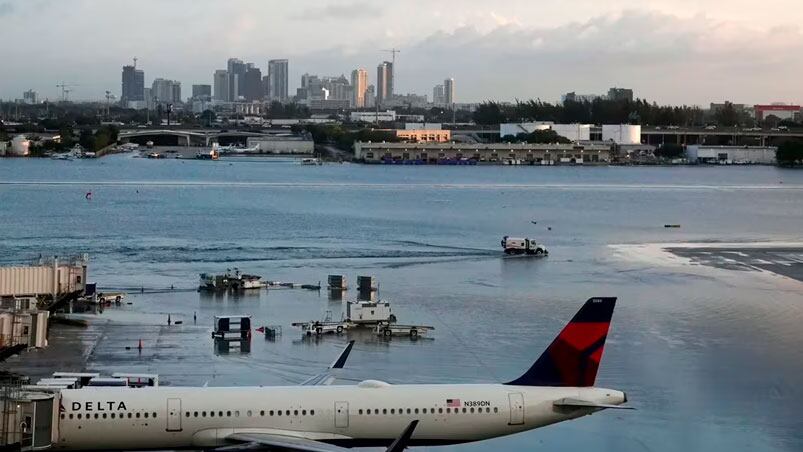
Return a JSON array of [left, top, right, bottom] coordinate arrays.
[[199, 268, 262, 291], [301, 157, 322, 165], [196, 149, 219, 160]]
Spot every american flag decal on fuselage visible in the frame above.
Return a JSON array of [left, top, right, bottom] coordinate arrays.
[[446, 399, 461, 407]]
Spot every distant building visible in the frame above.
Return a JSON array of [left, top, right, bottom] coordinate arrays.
[[602, 124, 641, 145], [267, 59, 289, 101], [213, 70, 229, 102], [151, 78, 181, 104], [351, 68, 368, 108], [365, 85, 376, 108], [121, 64, 145, 105], [396, 129, 451, 142], [376, 61, 393, 105], [686, 145, 777, 164], [351, 110, 396, 123], [242, 66, 263, 101], [754, 104, 801, 122], [192, 84, 212, 100], [227, 58, 247, 101], [433, 84, 445, 104], [607, 87, 633, 102], [561, 92, 602, 104], [383, 93, 428, 109], [354, 141, 612, 164], [22, 90, 37, 105], [444, 78, 455, 104]]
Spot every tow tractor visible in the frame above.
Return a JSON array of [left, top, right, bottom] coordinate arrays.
[[501, 236, 549, 256]]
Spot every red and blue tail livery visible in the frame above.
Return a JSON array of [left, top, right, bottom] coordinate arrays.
[[506, 297, 617, 387]]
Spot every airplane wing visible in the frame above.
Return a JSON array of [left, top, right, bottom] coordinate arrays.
[[220, 421, 419, 452], [553, 398, 635, 410], [300, 341, 355, 386]]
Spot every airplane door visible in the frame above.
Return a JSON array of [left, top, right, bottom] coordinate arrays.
[[166, 398, 182, 432], [508, 393, 524, 425], [334, 401, 349, 428]]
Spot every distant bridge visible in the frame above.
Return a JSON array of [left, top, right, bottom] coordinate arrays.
[[118, 128, 283, 146]]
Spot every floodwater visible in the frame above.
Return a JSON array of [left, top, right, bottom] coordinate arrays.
[[1, 154, 803, 452]]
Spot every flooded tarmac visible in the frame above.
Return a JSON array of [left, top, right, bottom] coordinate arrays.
[[1, 156, 803, 451]]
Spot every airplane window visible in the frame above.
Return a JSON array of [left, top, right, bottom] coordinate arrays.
[[218, 411, 223, 417], [294, 410, 298, 416], [270, 411, 275, 416], [68, 414, 73, 420], [358, 409, 363, 415], [277, 411, 281, 416], [111, 413, 116, 419], [185, 412, 190, 417], [486, 407, 491, 413], [446, 408, 451, 414], [94, 414, 99, 419], [210, 412, 215, 418], [285, 410, 290, 416], [311, 410, 315, 416], [102, 413, 107, 419], [153, 413, 157, 418], [302, 410, 307, 416], [462, 408, 467, 413], [135, 413, 140, 419], [438, 408, 443, 414], [247, 410, 252, 417], [128, 413, 132, 419], [382, 409, 387, 415], [390, 409, 395, 414], [202, 412, 206, 417], [77, 414, 82, 420], [194, 412, 198, 417], [144, 413, 149, 418], [60, 414, 65, 420], [260, 410, 265, 416], [494, 407, 498, 413], [470, 408, 474, 413], [226, 411, 231, 417], [414, 409, 419, 414], [235, 411, 240, 417], [374, 409, 379, 415], [406, 409, 411, 414]]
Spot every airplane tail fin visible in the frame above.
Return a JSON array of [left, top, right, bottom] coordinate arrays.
[[505, 297, 616, 387]]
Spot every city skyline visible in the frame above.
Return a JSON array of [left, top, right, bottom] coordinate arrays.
[[2, 0, 803, 105]]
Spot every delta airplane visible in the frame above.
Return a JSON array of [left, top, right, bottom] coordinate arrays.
[[53, 297, 629, 451]]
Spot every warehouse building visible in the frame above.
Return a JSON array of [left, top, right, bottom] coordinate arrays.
[[686, 145, 777, 164], [353, 142, 611, 164]]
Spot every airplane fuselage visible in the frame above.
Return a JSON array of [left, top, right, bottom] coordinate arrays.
[[54, 383, 625, 450]]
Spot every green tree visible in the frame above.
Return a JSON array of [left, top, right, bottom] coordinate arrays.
[[78, 129, 95, 150], [655, 143, 685, 159], [714, 102, 739, 127], [473, 102, 507, 125], [776, 141, 803, 166]]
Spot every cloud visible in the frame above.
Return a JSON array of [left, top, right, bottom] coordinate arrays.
[[291, 2, 383, 21]]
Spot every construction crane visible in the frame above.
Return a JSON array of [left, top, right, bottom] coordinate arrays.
[[56, 82, 78, 102], [381, 48, 400, 65]]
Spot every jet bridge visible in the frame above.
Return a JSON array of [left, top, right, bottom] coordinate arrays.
[[0, 384, 58, 450]]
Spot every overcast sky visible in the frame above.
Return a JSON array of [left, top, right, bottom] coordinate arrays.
[[2, 0, 803, 105]]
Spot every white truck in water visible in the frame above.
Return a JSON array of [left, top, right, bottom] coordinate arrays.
[[501, 236, 549, 256]]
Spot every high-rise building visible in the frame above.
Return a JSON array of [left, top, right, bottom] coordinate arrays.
[[444, 78, 455, 104], [376, 61, 393, 105], [192, 84, 212, 99], [22, 90, 38, 105], [227, 58, 246, 101], [213, 70, 229, 101], [121, 64, 145, 104], [152, 78, 181, 104], [433, 84, 444, 104], [607, 87, 634, 102], [365, 85, 376, 108], [351, 68, 368, 108], [268, 59, 289, 101], [242, 66, 263, 101]]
